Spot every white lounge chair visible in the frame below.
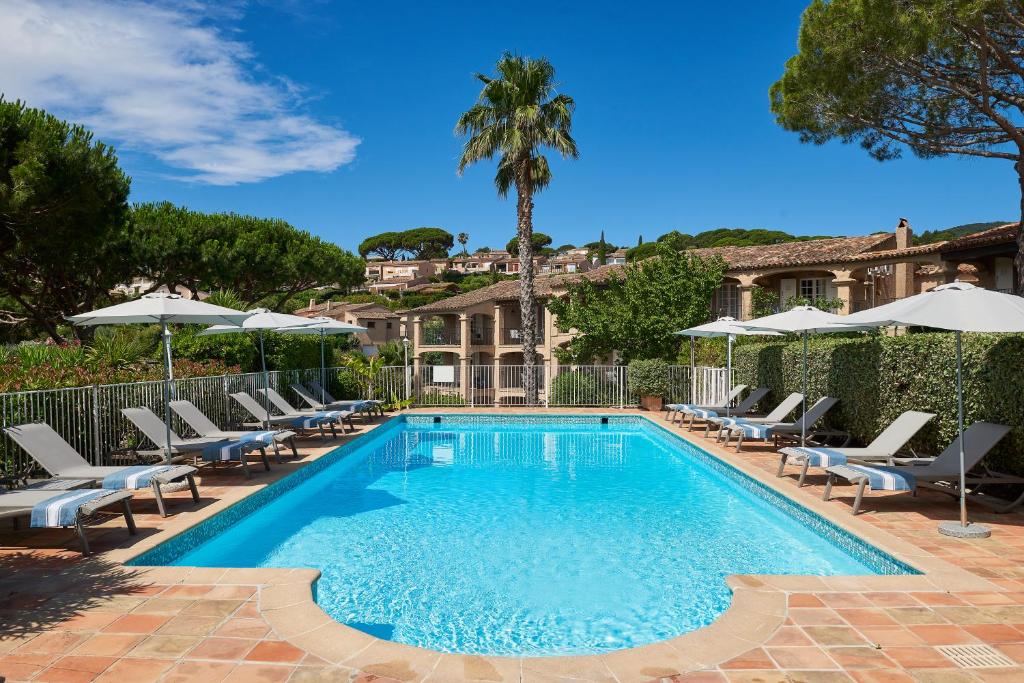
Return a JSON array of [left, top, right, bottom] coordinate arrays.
[[823, 422, 1015, 514], [169, 400, 298, 461], [121, 407, 271, 478], [720, 396, 839, 451], [665, 384, 747, 423], [258, 388, 357, 433], [308, 380, 385, 416], [777, 410, 936, 486], [0, 487, 137, 554], [229, 392, 345, 438], [4, 422, 199, 517], [706, 392, 805, 441], [687, 388, 771, 432], [291, 383, 381, 419]]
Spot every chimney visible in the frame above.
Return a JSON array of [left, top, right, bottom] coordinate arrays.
[[894, 218, 914, 299], [326, 301, 332, 312], [895, 217, 912, 250], [309, 298, 315, 309]]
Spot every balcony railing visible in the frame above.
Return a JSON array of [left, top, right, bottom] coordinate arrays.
[[500, 328, 545, 345], [420, 330, 460, 346], [470, 328, 494, 345]]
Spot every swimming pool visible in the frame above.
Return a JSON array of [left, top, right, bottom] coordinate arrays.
[[133, 414, 915, 656]]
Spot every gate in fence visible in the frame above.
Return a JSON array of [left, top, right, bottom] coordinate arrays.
[[0, 364, 729, 468]]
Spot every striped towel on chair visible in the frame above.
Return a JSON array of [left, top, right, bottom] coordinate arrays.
[[689, 408, 720, 419], [30, 490, 113, 528], [781, 447, 848, 468], [727, 421, 774, 440], [201, 438, 263, 463], [102, 465, 177, 490], [843, 464, 916, 491]]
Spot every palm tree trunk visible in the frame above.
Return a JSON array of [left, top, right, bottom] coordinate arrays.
[[516, 178, 539, 405]]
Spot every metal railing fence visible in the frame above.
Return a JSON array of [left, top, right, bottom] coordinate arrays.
[[1, 363, 729, 469]]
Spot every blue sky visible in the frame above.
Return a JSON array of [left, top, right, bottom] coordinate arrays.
[[1, 1, 1015, 253]]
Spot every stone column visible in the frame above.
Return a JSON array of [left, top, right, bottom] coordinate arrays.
[[492, 355, 501, 407], [412, 315, 423, 349], [738, 286, 753, 320], [493, 304, 504, 347], [460, 354, 471, 406], [833, 278, 857, 315]]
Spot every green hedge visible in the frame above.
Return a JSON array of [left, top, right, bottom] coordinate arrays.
[[732, 333, 1024, 474]]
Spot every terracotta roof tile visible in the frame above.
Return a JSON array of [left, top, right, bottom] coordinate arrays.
[[407, 232, 950, 314], [940, 223, 1020, 251]]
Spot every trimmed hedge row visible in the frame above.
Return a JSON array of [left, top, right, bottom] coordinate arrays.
[[731, 333, 1024, 474]]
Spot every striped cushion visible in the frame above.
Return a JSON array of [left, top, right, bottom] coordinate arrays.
[[290, 411, 343, 429], [30, 490, 112, 528], [102, 465, 177, 490], [689, 408, 720, 419], [727, 421, 774, 440], [201, 438, 264, 463], [843, 464, 916, 492], [782, 447, 848, 468]]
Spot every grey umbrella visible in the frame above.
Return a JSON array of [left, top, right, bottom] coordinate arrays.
[[67, 293, 250, 461]]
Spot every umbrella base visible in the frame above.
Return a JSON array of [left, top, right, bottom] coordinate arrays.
[[938, 521, 991, 539]]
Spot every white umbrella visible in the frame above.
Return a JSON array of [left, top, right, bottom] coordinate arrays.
[[201, 309, 320, 428], [843, 282, 1024, 538], [739, 306, 871, 446], [274, 317, 366, 402], [675, 317, 781, 416], [67, 293, 250, 461]]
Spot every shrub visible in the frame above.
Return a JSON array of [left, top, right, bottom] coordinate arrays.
[[549, 370, 612, 406], [627, 359, 670, 398], [732, 333, 1024, 474], [420, 390, 466, 406]]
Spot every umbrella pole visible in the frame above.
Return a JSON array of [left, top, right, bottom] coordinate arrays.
[[726, 334, 733, 417], [801, 332, 808, 447], [957, 331, 967, 528], [259, 330, 270, 431], [689, 335, 695, 404], [939, 331, 989, 538], [320, 330, 327, 404], [161, 321, 174, 463]]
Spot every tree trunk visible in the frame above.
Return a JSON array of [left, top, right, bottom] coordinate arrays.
[[515, 176, 539, 405], [1016, 161, 1024, 295]]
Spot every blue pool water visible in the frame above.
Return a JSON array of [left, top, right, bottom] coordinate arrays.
[[137, 415, 913, 656]]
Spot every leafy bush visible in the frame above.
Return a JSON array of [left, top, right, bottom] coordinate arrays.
[[627, 359, 670, 398], [420, 390, 467, 406], [549, 370, 612, 405], [732, 333, 1024, 473], [330, 370, 364, 400], [171, 325, 258, 370]]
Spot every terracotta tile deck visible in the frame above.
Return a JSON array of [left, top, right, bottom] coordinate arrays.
[[1, 408, 1023, 682]]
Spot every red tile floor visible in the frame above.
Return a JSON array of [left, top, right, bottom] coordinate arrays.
[[1, 410, 1023, 682]]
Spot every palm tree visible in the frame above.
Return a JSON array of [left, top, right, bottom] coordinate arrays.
[[455, 53, 578, 404], [457, 232, 469, 256]]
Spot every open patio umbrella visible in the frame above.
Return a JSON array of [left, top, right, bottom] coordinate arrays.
[[67, 293, 251, 461], [843, 282, 1024, 538], [675, 317, 781, 416], [739, 306, 870, 446], [273, 317, 366, 402], [201, 309, 320, 428]]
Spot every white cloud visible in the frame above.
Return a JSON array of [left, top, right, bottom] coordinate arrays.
[[0, 0, 359, 185]]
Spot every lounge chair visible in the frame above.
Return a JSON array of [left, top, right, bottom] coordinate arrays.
[[169, 400, 299, 460], [0, 487, 137, 554], [684, 388, 771, 432], [3, 423, 199, 517], [777, 411, 936, 486], [665, 384, 748, 422], [706, 392, 805, 441], [257, 388, 357, 434], [823, 422, 1015, 514], [290, 383, 381, 419], [308, 380, 385, 416], [720, 396, 839, 451], [121, 407, 271, 479], [229, 392, 347, 438]]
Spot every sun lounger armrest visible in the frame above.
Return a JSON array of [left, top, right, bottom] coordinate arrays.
[[78, 490, 134, 516]]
